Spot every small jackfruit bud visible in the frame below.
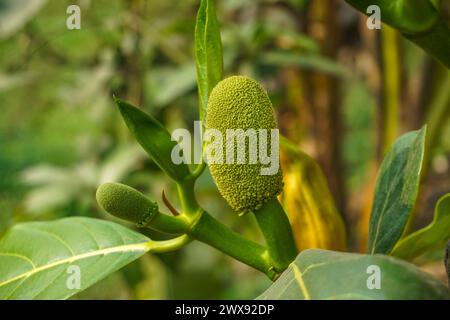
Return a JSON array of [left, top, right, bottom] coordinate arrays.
[[205, 75, 283, 213], [96, 182, 158, 227]]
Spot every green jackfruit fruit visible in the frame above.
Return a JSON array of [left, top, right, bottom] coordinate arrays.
[[96, 182, 158, 227], [205, 75, 283, 213]]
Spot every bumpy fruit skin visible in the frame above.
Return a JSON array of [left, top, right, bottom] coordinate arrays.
[[206, 75, 283, 213], [96, 182, 158, 227]]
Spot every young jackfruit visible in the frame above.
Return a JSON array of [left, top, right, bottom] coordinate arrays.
[[205, 75, 283, 213], [96, 182, 158, 227]]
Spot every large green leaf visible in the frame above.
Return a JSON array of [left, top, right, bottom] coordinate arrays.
[[195, 0, 223, 123], [115, 98, 191, 182], [391, 194, 450, 260], [368, 126, 426, 254], [0, 217, 151, 299], [257, 249, 449, 300]]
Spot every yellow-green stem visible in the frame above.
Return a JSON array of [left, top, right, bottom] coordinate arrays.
[[254, 198, 298, 272]]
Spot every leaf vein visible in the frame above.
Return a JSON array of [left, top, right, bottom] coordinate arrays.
[[291, 264, 311, 300], [0, 252, 36, 269], [0, 242, 150, 289]]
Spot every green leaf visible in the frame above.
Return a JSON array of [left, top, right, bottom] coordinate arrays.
[[391, 194, 450, 260], [0, 217, 150, 300], [257, 249, 449, 300], [195, 0, 223, 123], [115, 98, 191, 182], [368, 126, 426, 254]]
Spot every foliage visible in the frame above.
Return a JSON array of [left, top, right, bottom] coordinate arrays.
[[258, 249, 448, 300], [0, 0, 449, 300], [368, 127, 426, 254], [0, 217, 150, 299], [392, 194, 450, 260]]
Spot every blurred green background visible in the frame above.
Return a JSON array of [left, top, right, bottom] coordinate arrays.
[[0, 0, 449, 298]]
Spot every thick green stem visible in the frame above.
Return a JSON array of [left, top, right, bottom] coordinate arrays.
[[190, 141, 207, 179], [146, 213, 189, 234], [254, 198, 298, 272], [189, 211, 277, 279], [147, 235, 192, 253], [174, 176, 278, 279], [177, 178, 201, 218]]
